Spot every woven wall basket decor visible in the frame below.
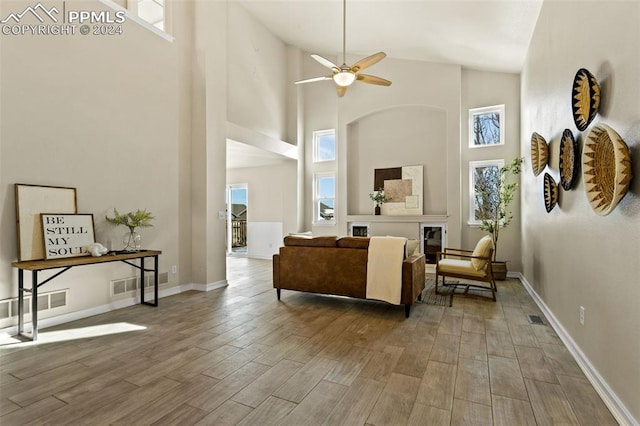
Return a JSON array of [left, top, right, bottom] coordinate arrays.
[[583, 124, 632, 215], [559, 129, 579, 190], [531, 132, 549, 176], [572, 68, 601, 131], [544, 173, 559, 213]]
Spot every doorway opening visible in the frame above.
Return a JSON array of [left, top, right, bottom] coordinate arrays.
[[227, 184, 248, 254]]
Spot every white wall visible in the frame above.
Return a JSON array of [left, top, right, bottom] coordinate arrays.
[[227, 160, 298, 257], [521, 0, 640, 422], [227, 2, 290, 143], [225, 2, 298, 256], [297, 54, 462, 241], [0, 0, 298, 328], [347, 106, 448, 216], [1, 0, 181, 316], [300, 53, 339, 233], [461, 70, 522, 269]]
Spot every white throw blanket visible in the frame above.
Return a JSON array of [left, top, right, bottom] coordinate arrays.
[[366, 236, 407, 305]]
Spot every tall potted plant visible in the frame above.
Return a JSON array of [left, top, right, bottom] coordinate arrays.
[[474, 157, 523, 279]]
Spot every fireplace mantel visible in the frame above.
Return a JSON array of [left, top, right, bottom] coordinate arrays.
[[346, 215, 448, 223]]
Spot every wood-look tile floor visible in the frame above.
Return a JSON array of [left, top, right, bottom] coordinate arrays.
[[0, 257, 618, 425]]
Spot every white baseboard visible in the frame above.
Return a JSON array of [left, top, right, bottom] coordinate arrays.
[[0, 281, 228, 337], [0, 285, 178, 337], [515, 272, 637, 426], [248, 255, 273, 260], [190, 280, 228, 292]]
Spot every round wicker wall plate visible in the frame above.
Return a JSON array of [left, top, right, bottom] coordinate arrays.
[[583, 124, 632, 216], [544, 173, 559, 213], [559, 129, 579, 190], [572, 68, 601, 131], [531, 132, 548, 176]]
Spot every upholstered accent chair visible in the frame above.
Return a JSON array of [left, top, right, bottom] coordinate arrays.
[[435, 235, 497, 301]]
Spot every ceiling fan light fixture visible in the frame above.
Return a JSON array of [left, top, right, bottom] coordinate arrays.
[[294, 0, 391, 95], [333, 71, 356, 87]]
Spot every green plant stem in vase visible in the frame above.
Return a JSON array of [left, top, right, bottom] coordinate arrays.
[[106, 208, 154, 252], [123, 229, 141, 252], [369, 188, 388, 216]]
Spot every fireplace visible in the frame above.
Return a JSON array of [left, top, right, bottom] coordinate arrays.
[[349, 223, 370, 237], [421, 223, 446, 264]]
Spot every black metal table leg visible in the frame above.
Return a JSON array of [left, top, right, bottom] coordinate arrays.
[[32, 270, 38, 341], [140, 256, 145, 304], [153, 255, 159, 306], [18, 269, 24, 335], [141, 255, 159, 306]]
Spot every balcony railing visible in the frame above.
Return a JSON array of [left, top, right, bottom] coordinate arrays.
[[231, 219, 247, 247]]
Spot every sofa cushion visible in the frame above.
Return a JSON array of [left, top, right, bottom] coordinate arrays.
[[438, 258, 488, 277], [405, 239, 420, 258], [337, 237, 370, 249], [471, 235, 494, 271], [283, 235, 338, 247]]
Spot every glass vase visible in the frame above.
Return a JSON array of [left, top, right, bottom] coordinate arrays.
[[123, 229, 141, 252]]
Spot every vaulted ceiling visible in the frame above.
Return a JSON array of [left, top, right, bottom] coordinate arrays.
[[236, 0, 544, 73], [227, 0, 544, 168]]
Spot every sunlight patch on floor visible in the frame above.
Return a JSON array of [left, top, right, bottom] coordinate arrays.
[[0, 322, 146, 347]]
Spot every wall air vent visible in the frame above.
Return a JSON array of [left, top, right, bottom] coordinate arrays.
[[528, 314, 545, 325], [111, 272, 168, 297], [0, 289, 68, 320]]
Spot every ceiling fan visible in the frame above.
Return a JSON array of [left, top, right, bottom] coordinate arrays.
[[294, 0, 392, 97]]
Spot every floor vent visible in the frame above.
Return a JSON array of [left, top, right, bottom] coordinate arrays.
[[528, 314, 545, 325], [0, 289, 68, 319]]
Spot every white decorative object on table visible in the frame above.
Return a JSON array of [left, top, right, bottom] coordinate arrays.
[[87, 243, 109, 257]]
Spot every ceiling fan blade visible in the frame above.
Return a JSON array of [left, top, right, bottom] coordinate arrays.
[[357, 74, 392, 86], [295, 76, 333, 85], [311, 54, 340, 72], [351, 52, 386, 72], [337, 85, 348, 97]]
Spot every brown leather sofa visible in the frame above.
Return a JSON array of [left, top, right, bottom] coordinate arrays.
[[272, 235, 426, 317]]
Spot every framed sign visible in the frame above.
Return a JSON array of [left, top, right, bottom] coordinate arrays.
[[40, 214, 95, 260], [15, 184, 77, 261], [469, 105, 505, 148]]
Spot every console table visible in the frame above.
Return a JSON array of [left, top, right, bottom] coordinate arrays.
[[12, 250, 161, 341]]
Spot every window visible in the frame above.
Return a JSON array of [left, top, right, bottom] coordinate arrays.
[[136, 0, 165, 31], [469, 105, 505, 148], [314, 173, 335, 224], [469, 159, 504, 225], [313, 129, 336, 162]]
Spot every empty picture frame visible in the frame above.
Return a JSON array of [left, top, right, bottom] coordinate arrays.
[[469, 105, 505, 148], [15, 184, 77, 261]]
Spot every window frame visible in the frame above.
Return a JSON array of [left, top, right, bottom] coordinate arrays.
[[468, 159, 505, 226], [469, 105, 505, 148], [313, 172, 336, 225], [312, 129, 336, 163]]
